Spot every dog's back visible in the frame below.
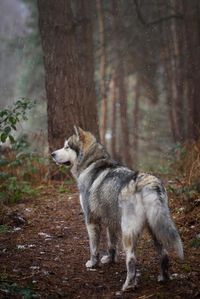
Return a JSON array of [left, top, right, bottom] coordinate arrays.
[[85, 166, 138, 224], [82, 164, 183, 260]]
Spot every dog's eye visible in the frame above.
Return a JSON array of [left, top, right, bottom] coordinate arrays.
[[65, 146, 69, 150]]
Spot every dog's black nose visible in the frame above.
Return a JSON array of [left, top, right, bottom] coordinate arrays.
[[51, 152, 56, 158]]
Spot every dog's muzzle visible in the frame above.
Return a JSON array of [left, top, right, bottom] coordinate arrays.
[[51, 152, 71, 166]]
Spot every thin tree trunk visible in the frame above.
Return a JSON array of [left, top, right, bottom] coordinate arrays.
[[96, 0, 107, 144], [117, 63, 132, 166], [161, 37, 178, 142], [110, 72, 117, 159], [170, 1, 185, 141], [132, 77, 140, 167]]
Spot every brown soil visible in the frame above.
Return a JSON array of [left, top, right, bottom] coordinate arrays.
[[0, 181, 199, 299]]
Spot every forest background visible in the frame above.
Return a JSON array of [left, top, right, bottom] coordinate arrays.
[[0, 1, 200, 298], [1, 0, 199, 172]]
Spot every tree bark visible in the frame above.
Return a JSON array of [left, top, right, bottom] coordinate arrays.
[[170, 0, 185, 141], [157, 2, 179, 143], [110, 0, 132, 167], [37, 0, 99, 152], [182, 0, 200, 140], [132, 77, 140, 167], [96, 0, 107, 145], [117, 63, 132, 167]]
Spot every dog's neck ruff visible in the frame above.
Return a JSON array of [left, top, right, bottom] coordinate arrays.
[[70, 142, 115, 179]]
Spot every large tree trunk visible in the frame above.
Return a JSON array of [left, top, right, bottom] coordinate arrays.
[[111, 0, 132, 167], [37, 0, 99, 152], [158, 2, 179, 143]]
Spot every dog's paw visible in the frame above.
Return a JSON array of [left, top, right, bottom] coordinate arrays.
[[85, 259, 97, 268], [157, 274, 164, 282], [122, 282, 138, 292], [101, 255, 111, 264], [157, 274, 169, 283], [122, 278, 138, 292]]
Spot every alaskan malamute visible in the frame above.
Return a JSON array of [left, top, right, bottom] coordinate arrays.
[[52, 126, 183, 292]]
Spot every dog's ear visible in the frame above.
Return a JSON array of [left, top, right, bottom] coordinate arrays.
[[74, 126, 96, 151], [74, 126, 85, 140], [74, 125, 79, 139]]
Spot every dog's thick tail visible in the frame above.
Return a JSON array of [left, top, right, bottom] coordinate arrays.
[[144, 189, 184, 260]]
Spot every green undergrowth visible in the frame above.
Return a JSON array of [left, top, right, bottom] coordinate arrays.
[[0, 224, 10, 233], [190, 235, 200, 248], [168, 184, 199, 201], [0, 99, 49, 206], [0, 281, 38, 299], [173, 141, 200, 190], [0, 98, 34, 144], [0, 139, 48, 205]]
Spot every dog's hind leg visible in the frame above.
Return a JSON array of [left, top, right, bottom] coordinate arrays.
[[122, 232, 138, 292], [101, 226, 118, 264], [120, 192, 145, 291], [143, 187, 182, 282], [85, 222, 101, 268], [148, 227, 169, 282]]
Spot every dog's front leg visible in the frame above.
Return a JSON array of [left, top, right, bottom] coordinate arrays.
[[85, 222, 101, 268]]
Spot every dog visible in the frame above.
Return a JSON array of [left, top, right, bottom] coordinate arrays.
[[51, 126, 183, 292]]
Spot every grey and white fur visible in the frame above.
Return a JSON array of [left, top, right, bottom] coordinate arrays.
[[51, 126, 183, 292]]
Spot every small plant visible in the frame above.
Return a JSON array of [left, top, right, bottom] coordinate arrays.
[[58, 184, 70, 194], [190, 235, 200, 248], [0, 175, 38, 204], [0, 146, 48, 204], [174, 140, 200, 187], [0, 98, 34, 144], [0, 100, 48, 205], [168, 184, 198, 200], [0, 225, 10, 233], [182, 263, 191, 273]]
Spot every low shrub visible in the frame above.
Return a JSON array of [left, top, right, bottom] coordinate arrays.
[[0, 99, 48, 205]]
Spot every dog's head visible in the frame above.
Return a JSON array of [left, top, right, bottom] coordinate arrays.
[[51, 126, 96, 166]]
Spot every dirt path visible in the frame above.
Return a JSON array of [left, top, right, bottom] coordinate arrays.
[[0, 182, 199, 299]]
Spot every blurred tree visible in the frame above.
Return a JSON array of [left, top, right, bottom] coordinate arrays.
[[182, 0, 200, 140], [16, 0, 45, 101], [0, 0, 27, 108], [110, 72, 117, 159], [132, 76, 140, 166], [96, 0, 107, 145], [155, 0, 200, 141], [37, 0, 99, 152]]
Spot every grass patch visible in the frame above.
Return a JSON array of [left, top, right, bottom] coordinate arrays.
[[0, 137, 49, 205], [0, 281, 38, 299], [0, 225, 10, 233], [190, 236, 200, 248]]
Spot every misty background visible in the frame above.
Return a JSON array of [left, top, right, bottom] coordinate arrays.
[[0, 0, 199, 171]]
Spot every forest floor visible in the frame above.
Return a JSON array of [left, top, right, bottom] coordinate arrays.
[[0, 179, 199, 299]]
